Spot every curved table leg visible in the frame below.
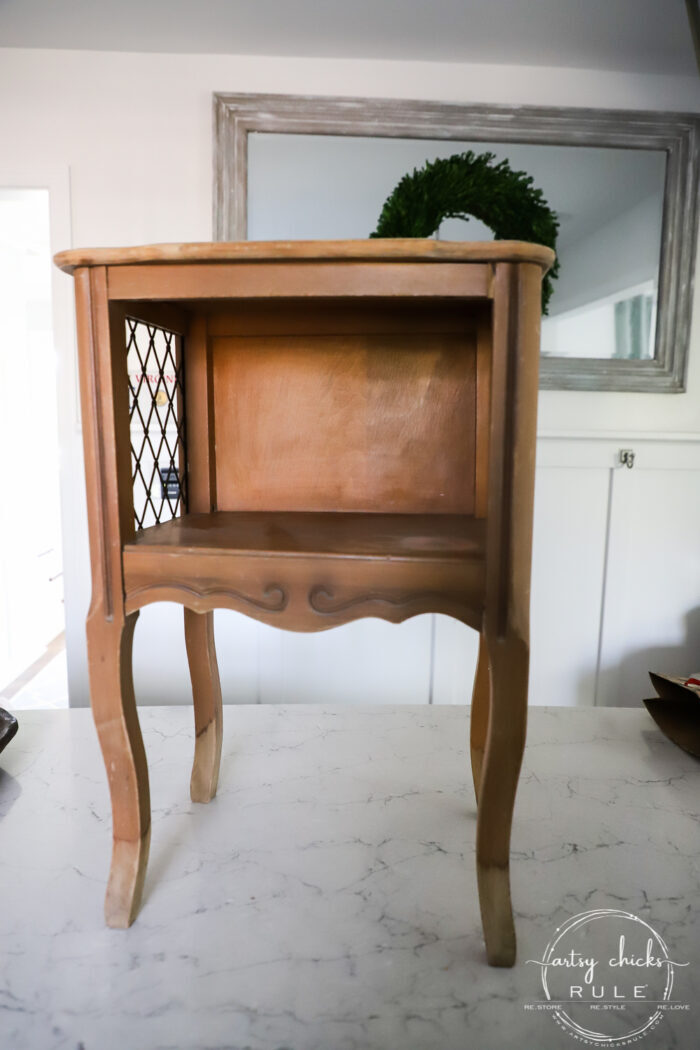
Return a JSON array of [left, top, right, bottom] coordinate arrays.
[[475, 629, 528, 967], [470, 631, 490, 804], [87, 609, 150, 928], [185, 609, 223, 803]]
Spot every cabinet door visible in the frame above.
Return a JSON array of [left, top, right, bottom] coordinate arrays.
[[597, 463, 700, 708], [432, 462, 610, 706], [255, 618, 434, 706], [132, 604, 433, 706], [529, 465, 610, 707]]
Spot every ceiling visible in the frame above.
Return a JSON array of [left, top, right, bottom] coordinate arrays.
[[0, 0, 696, 76]]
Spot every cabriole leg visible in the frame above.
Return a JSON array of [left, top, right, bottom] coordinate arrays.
[[87, 609, 150, 929], [185, 609, 223, 803], [475, 629, 528, 967], [470, 631, 490, 803]]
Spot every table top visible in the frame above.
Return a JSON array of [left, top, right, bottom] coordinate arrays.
[[54, 238, 557, 274], [1, 703, 697, 1050]]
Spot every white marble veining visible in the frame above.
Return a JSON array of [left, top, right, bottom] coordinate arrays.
[[0, 704, 698, 1050]]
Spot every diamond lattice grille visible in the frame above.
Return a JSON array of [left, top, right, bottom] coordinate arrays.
[[126, 318, 187, 530]]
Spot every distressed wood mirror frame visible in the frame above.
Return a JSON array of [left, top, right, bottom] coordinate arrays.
[[213, 92, 700, 392]]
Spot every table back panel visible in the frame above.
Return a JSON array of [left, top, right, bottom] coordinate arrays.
[[209, 301, 479, 515]]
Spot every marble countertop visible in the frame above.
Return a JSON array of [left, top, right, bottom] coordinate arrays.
[[1, 704, 698, 1050]]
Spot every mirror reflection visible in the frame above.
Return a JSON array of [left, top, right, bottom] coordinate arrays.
[[248, 133, 666, 361]]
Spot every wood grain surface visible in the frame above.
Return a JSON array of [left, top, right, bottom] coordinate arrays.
[[213, 331, 477, 514], [54, 238, 556, 273], [62, 240, 546, 964], [124, 511, 485, 559]]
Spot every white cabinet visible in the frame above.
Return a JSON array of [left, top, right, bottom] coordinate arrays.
[[530, 439, 699, 708], [597, 455, 700, 707], [432, 452, 612, 707], [528, 462, 611, 706], [255, 617, 433, 706]]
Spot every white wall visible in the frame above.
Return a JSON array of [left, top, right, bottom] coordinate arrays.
[[553, 192, 662, 315], [0, 47, 698, 708]]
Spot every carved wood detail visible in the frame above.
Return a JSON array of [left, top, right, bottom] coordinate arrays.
[[124, 578, 481, 632], [125, 581, 288, 614]]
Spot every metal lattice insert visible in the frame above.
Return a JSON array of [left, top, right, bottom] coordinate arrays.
[[127, 318, 187, 530]]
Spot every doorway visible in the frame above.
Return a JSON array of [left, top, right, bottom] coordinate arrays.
[[0, 187, 68, 708]]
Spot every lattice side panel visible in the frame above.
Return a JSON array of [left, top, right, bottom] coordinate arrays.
[[126, 318, 187, 530]]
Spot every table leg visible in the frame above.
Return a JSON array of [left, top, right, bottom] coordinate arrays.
[[87, 609, 150, 928], [470, 631, 490, 803], [185, 609, 223, 803], [475, 628, 528, 966]]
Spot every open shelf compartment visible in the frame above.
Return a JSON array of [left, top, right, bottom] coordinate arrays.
[[122, 511, 486, 631]]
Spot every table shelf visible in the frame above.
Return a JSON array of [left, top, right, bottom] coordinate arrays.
[[124, 511, 486, 561], [122, 511, 486, 630]]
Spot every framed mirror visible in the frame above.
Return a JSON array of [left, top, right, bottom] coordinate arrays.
[[213, 93, 699, 392]]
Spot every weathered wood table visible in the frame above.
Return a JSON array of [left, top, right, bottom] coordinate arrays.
[[54, 239, 553, 965]]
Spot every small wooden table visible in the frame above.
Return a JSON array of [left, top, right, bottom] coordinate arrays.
[[55, 239, 554, 966]]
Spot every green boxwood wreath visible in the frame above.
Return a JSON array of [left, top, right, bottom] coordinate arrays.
[[370, 150, 559, 313]]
